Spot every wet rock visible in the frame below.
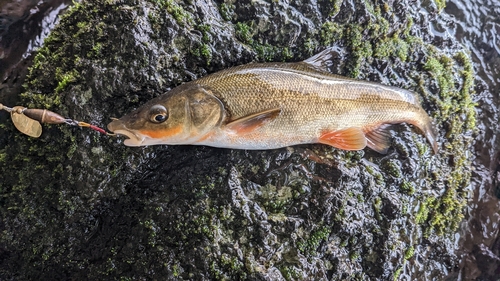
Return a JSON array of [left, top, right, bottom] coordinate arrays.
[[0, 0, 475, 280], [0, 0, 71, 145], [0, 0, 71, 82], [472, 243, 500, 279]]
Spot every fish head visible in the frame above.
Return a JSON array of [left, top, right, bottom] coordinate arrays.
[[107, 84, 224, 146]]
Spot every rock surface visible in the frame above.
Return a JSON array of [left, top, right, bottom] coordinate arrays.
[[0, 0, 475, 280]]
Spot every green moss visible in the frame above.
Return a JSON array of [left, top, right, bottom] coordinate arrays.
[[330, 0, 342, 16], [235, 19, 298, 62], [172, 264, 181, 277], [383, 159, 403, 178], [147, 11, 160, 27], [254, 44, 279, 61], [320, 21, 343, 46], [90, 42, 103, 57], [235, 22, 254, 45], [403, 17, 414, 37], [427, 186, 465, 234], [260, 184, 294, 213], [454, 51, 477, 130], [424, 56, 453, 100], [280, 265, 301, 281], [220, 254, 246, 276], [54, 69, 78, 93], [0, 150, 6, 163], [344, 24, 373, 77], [151, 0, 194, 26], [200, 43, 212, 63], [197, 24, 211, 42], [191, 43, 213, 65], [350, 251, 360, 260], [282, 47, 293, 60], [303, 38, 318, 55], [364, 164, 385, 185], [210, 253, 247, 280], [415, 197, 434, 225], [369, 16, 390, 36], [374, 35, 410, 62], [414, 138, 429, 155], [404, 246, 414, 259], [298, 226, 330, 255], [393, 267, 402, 280], [415, 49, 475, 236], [434, 0, 446, 11], [400, 180, 415, 195], [373, 196, 382, 219], [357, 193, 364, 203], [327, 2, 421, 78], [219, 3, 233, 21]]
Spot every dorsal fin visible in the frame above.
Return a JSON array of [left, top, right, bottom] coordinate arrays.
[[302, 47, 343, 72]]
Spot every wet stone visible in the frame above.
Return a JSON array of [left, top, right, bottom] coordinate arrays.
[[0, 0, 476, 280]]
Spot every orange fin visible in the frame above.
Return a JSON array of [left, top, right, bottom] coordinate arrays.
[[363, 124, 393, 154], [319, 127, 367, 150], [226, 108, 281, 134]]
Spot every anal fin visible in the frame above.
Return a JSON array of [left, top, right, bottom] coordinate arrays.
[[363, 124, 393, 154], [319, 127, 367, 151]]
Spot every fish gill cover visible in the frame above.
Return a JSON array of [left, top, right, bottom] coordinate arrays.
[[0, 0, 474, 280]]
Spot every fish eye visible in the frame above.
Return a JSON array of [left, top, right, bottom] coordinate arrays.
[[149, 105, 168, 123]]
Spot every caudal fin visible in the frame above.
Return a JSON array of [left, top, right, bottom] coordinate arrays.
[[423, 122, 438, 154], [408, 115, 438, 154]]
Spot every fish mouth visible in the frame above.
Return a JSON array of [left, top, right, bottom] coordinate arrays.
[[113, 129, 146, 146], [107, 120, 145, 147]]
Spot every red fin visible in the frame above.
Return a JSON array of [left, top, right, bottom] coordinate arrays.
[[363, 124, 393, 154], [226, 108, 281, 134], [319, 127, 367, 150]]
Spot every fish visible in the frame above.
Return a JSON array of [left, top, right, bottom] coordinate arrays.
[[107, 49, 438, 154]]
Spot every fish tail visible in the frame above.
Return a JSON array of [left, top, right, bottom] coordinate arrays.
[[423, 120, 438, 154], [408, 112, 438, 154]]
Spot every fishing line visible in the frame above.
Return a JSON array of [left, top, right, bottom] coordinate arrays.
[[0, 102, 115, 138]]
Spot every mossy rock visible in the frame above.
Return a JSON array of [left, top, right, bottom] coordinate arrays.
[[0, 0, 474, 279]]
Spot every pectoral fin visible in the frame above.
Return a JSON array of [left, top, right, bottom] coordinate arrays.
[[225, 108, 281, 134], [363, 124, 393, 154], [319, 127, 367, 150]]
